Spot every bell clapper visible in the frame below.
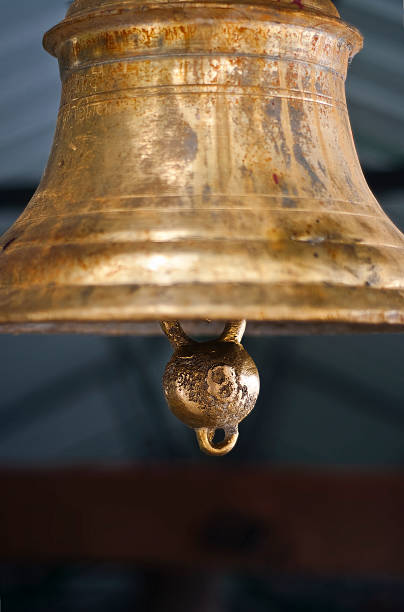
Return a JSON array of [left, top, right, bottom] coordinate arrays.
[[161, 320, 260, 456]]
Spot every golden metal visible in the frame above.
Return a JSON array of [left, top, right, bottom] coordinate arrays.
[[161, 320, 259, 455], [0, 0, 403, 335]]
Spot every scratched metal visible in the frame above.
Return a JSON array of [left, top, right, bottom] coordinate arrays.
[[0, 0, 403, 333], [161, 320, 259, 455]]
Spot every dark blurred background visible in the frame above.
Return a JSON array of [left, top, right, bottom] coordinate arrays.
[[0, 0, 403, 610]]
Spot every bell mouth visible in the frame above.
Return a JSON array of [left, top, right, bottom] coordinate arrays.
[[0, 282, 404, 335]]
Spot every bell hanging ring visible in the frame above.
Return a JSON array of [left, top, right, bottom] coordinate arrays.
[[161, 321, 260, 456]]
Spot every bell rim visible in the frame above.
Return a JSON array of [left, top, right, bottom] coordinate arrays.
[[0, 282, 404, 335]]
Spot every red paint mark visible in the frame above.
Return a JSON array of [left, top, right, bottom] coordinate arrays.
[[273, 173, 279, 185], [292, 0, 303, 7]]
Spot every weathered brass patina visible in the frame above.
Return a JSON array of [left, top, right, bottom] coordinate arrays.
[[0, 0, 403, 333], [162, 320, 259, 455], [1, 0, 403, 453]]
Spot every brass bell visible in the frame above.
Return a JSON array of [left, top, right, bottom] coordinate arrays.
[[0, 0, 403, 454], [161, 321, 259, 455]]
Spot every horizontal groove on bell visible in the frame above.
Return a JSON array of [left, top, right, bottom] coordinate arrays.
[[3, 211, 404, 249], [1, 240, 403, 289]]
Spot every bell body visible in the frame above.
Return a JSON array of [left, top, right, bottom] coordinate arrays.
[[1, 0, 404, 333]]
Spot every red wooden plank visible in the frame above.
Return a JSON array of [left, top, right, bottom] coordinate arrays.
[[1, 467, 404, 578]]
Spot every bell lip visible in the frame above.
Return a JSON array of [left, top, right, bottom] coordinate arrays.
[[43, 1, 363, 60], [0, 283, 403, 335], [0, 321, 404, 336]]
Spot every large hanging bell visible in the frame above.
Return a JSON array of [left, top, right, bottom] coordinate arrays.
[[0, 0, 403, 333], [0, 0, 403, 454]]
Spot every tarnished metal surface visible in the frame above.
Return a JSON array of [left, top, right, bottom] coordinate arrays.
[[0, 0, 403, 333], [162, 320, 259, 455]]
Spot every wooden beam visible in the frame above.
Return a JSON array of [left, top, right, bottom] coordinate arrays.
[[1, 467, 404, 578]]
